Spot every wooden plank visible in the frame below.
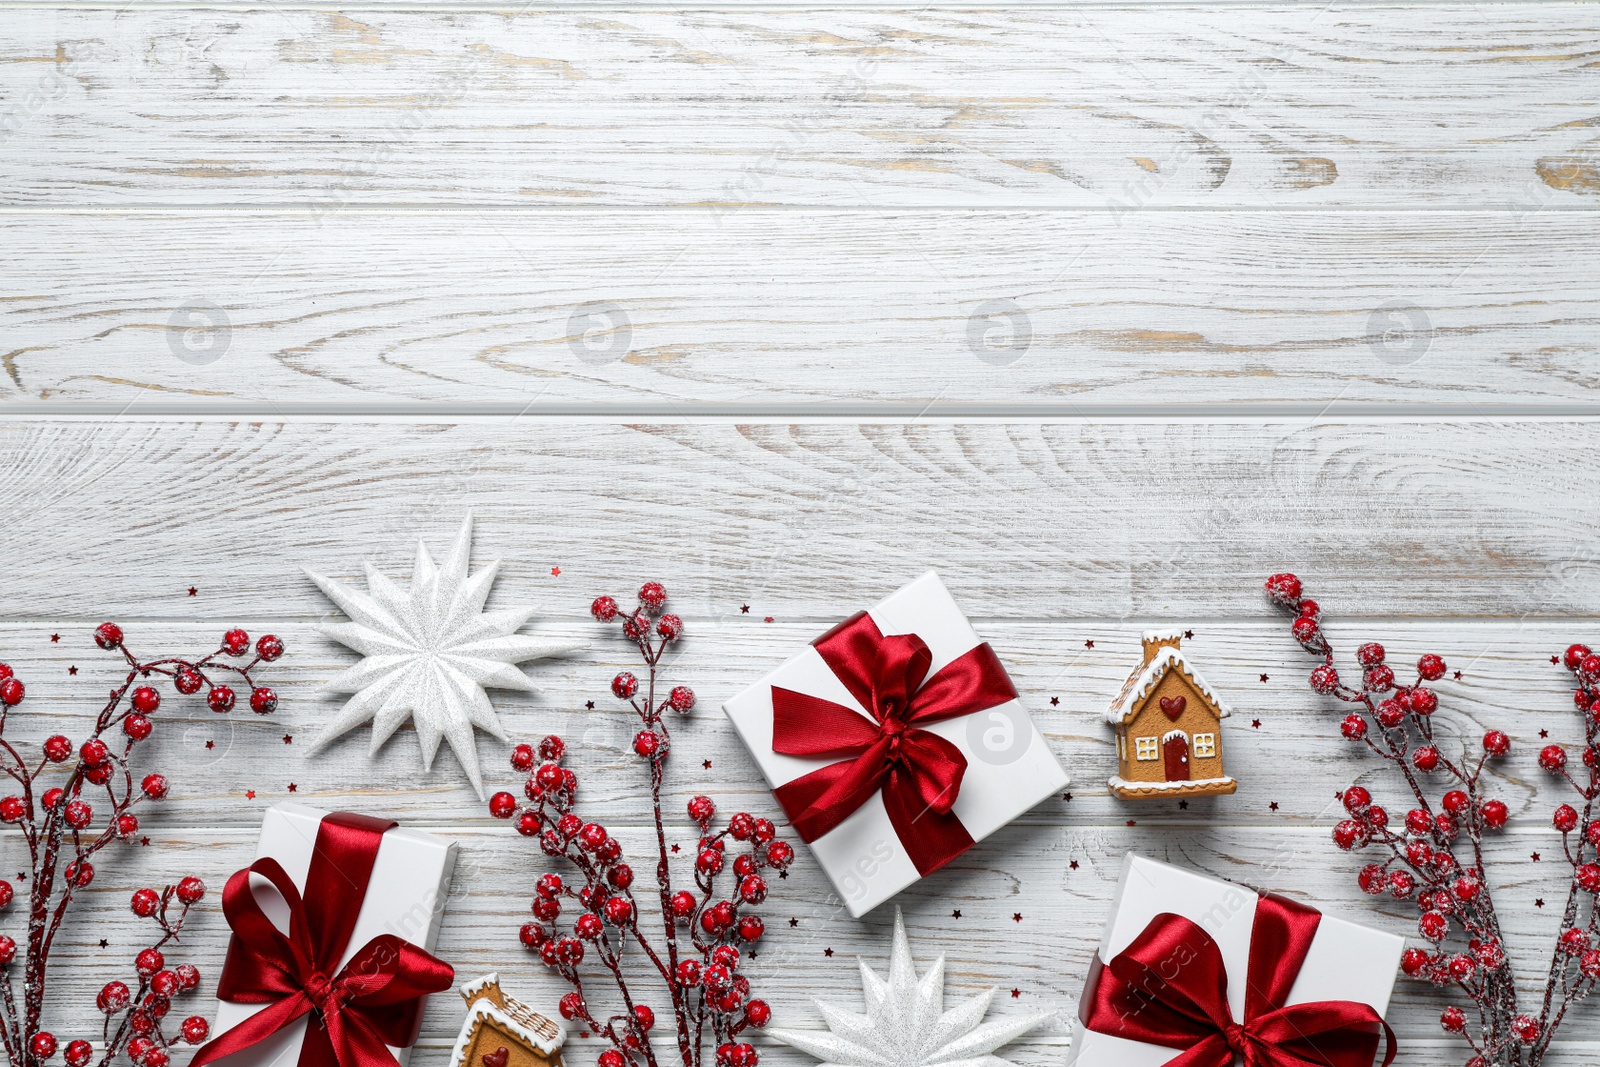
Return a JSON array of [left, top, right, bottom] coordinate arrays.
[[22, 826, 1600, 1056], [0, 618, 1592, 829], [1, 421, 1599, 619], [3, 210, 1599, 408], [1, 8, 1597, 210]]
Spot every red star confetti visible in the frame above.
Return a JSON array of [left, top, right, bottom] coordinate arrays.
[[824, 948, 833, 958], [1532, 852, 1541, 862], [48, 634, 58, 643], [703, 759, 712, 769], [1178, 800, 1189, 810], [1453, 670, 1462, 680], [1259, 674, 1269, 683], [1012, 913, 1022, 923], [1069, 860, 1079, 870], [1552, 655, 1561, 665], [1540, 729, 1550, 739], [1049, 696, 1060, 706], [283, 734, 293, 744], [67, 666, 77, 676], [139, 838, 149, 847], [741, 605, 750, 614], [952, 909, 961, 918], [1084, 640, 1094, 649], [1062, 792, 1073, 802], [1269, 802, 1279, 812], [98, 939, 108, 948], [205, 740, 215, 750], [1010, 989, 1021, 999], [188, 587, 198, 597], [246, 790, 256, 800], [1251, 719, 1262, 729], [288, 783, 298, 793], [788, 918, 798, 927], [1183, 630, 1194, 639], [764, 616, 774, 623], [1536, 899, 1546, 908], [551, 567, 560, 576], [585, 700, 596, 710], [1126, 819, 1136, 827], [671, 843, 681, 853]]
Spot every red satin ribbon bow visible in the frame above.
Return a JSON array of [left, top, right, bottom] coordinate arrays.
[[191, 813, 454, 1067], [1079, 892, 1397, 1067], [769, 611, 1018, 875]]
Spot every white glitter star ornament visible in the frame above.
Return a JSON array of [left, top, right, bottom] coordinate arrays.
[[769, 909, 1054, 1067], [305, 516, 583, 799]]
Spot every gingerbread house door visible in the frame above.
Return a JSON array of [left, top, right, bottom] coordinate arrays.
[[1162, 730, 1191, 781]]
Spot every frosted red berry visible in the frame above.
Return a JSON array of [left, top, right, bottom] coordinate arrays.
[[1441, 790, 1470, 815], [65, 1041, 93, 1067], [612, 672, 638, 699], [510, 744, 536, 771], [516, 812, 543, 837], [1342, 786, 1371, 814], [1418, 911, 1449, 941], [1480, 799, 1509, 828], [0, 935, 15, 964], [0, 679, 21, 707], [151, 969, 180, 998], [1265, 573, 1302, 604], [489, 792, 517, 819], [1512, 1015, 1540, 1044], [1340, 714, 1367, 741], [256, 634, 285, 661], [31, 1032, 57, 1059], [181, 1016, 210, 1044], [1482, 730, 1510, 756], [141, 774, 169, 799], [1291, 616, 1319, 643], [1, 797, 27, 824], [174, 665, 204, 694], [177, 876, 205, 904], [1578, 864, 1600, 892], [638, 582, 667, 611], [131, 686, 161, 714], [591, 596, 620, 622], [207, 685, 235, 713], [766, 840, 794, 868], [222, 628, 250, 656], [1417, 654, 1446, 680], [1439, 1007, 1466, 1033], [1362, 665, 1395, 692], [604, 897, 634, 925], [1408, 687, 1438, 715], [1565, 644, 1591, 670], [657, 614, 684, 640], [125, 714, 153, 741], [1332, 820, 1365, 851], [250, 686, 278, 714], [688, 795, 716, 822], [136, 948, 164, 976], [95, 622, 124, 650], [1412, 746, 1440, 771], [745, 1000, 771, 1027], [0, 880, 11, 908], [131, 888, 160, 917], [1539, 744, 1567, 771], [670, 890, 697, 919], [42, 735, 71, 762], [632, 730, 661, 758], [1555, 804, 1580, 832], [669, 686, 696, 712], [64, 800, 92, 829]]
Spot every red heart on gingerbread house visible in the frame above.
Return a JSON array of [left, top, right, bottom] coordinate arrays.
[[482, 1048, 510, 1067], [1158, 695, 1186, 721]]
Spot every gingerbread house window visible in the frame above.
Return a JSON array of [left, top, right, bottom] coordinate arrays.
[[1134, 737, 1158, 761], [1193, 733, 1216, 758]]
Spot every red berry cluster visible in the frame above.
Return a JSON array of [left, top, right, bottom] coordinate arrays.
[[0, 624, 282, 1067], [1268, 573, 1599, 1066], [490, 584, 790, 1067]]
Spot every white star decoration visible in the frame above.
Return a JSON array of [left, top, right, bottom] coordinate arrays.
[[305, 517, 583, 800], [769, 909, 1054, 1067]]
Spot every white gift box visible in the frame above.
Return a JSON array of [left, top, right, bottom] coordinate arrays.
[[1068, 853, 1404, 1067], [209, 803, 459, 1067], [723, 571, 1069, 917]]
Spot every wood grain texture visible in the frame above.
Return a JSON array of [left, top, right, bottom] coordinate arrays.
[[3, 421, 1600, 619], [4, 210, 1600, 408], [1, 7, 1597, 210]]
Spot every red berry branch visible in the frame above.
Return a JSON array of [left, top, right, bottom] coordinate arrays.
[[1266, 573, 1600, 1067], [0, 624, 284, 1067], [488, 583, 792, 1067]]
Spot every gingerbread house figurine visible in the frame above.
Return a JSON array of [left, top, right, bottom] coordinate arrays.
[[1106, 630, 1237, 800], [450, 974, 566, 1067]]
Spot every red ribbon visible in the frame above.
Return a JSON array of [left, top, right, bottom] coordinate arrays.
[[770, 611, 1018, 875], [191, 813, 454, 1067], [1078, 892, 1396, 1067]]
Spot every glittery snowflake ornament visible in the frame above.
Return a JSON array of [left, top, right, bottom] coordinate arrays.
[[305, 516, 583, 799], [769, 909, 1053, 1067]]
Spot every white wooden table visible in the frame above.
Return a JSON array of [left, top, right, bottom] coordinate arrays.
[[3, 1, 1600, 1064]]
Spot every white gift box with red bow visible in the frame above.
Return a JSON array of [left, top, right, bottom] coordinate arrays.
[[723, 572, 1068, 917]]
